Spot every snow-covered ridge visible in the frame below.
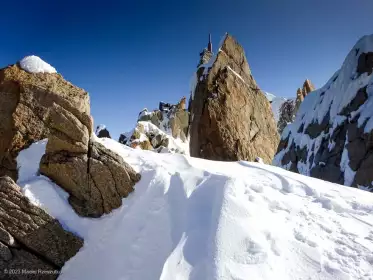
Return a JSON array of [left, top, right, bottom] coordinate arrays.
[[274, 34, 373, 189], [16, 138, 373, 280], [19, 55, 57, 74]]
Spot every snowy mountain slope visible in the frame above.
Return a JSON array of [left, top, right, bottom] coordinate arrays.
[[15, 138, 373, 280], [274, 34, 373, 189], [263, 91, 292, 122]]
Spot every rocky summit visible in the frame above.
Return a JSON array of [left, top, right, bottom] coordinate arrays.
[[0, 63, 90, 181], [274, 34, 373, 191], [189, 34, 279, 163], [276, 79, 314, 134], [294, 79, 315, 114], [119, 97, 189, 154]]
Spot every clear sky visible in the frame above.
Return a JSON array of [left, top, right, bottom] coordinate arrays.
[[1, 1, 373, 139]]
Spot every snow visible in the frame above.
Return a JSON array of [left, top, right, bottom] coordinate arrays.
[[16, 139, 48, 184], [274, 34, 373, 188], [19, 55, 57, 74], [16, 138, 373, 280], [138, 108, 152, 120], [226, 66, 247, 85], [95, 124, 106, 135], [137, 121, 189, 155], [263, 92, 293, 123]]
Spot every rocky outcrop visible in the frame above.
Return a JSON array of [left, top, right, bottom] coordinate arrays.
[[277, 99, 296, 134], [0, 176, 83, 279], [0, 63, 90, 181], [0, 58, 140, 217], [95, 125, 111, 138], [120, 97, 189, 154], [189, 34, 279, 163], [274, 34, 373, 191], [295, 79, 315, 113], [40, 102, 140, 217], [274, 79, 314, 135]]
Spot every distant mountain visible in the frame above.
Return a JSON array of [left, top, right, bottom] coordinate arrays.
[[263, 92, 291, 123], [274, 34, 373, 191]]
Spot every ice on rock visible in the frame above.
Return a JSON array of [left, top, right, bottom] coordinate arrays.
[[19, 55, 57, 74]]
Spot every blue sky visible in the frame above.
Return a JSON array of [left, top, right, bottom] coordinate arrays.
[[1, 1, 373, 139]]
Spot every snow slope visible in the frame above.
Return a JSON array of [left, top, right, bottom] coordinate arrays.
[[19, 55, 57, 73], [16, 139, 373, 280], [273, 34, 373, 188]]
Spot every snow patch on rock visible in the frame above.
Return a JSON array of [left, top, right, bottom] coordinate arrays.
[[19, 55, 57, 74]]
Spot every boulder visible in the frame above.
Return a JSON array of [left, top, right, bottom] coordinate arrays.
[[189, 34, 279, 163], [0, 63, 90, 181], [0, 58, 141, 217], [0, 176, 83, 279], [40, 107, 141, 217]]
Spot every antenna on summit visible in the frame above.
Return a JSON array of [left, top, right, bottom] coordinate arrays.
[[208, 33, 212, 52]]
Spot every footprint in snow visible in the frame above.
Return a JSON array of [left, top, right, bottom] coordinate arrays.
[[249, 184, 264, 193], [293, 230, 318, 248], [234, 238, 268, 265]]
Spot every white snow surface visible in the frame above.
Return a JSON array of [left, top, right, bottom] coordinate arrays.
[[274, 34, 373, 188], [19, 55, 57, 74], [263, 92, 276, 102], [16, 138, 373, 280], [138, 121, 189, 155], [263, 92, 293, 122]]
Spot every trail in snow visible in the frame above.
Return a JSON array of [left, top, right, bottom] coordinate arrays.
[[16, 138, 373, 280]]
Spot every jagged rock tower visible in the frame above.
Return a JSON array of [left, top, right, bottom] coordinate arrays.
[[189, 34, 279, 163], [197, 34, 213, 67], [294, 79, 315, 114]]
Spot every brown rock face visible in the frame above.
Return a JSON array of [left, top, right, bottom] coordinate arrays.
[[0, 62, 140, 217], [170, 109, 189, 142], [0, 64, 90, 181], [40, 101, 140, 217], [0, 176, 83, 279], [295, 79, 315, 113], [189, 34, 279, 163]]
